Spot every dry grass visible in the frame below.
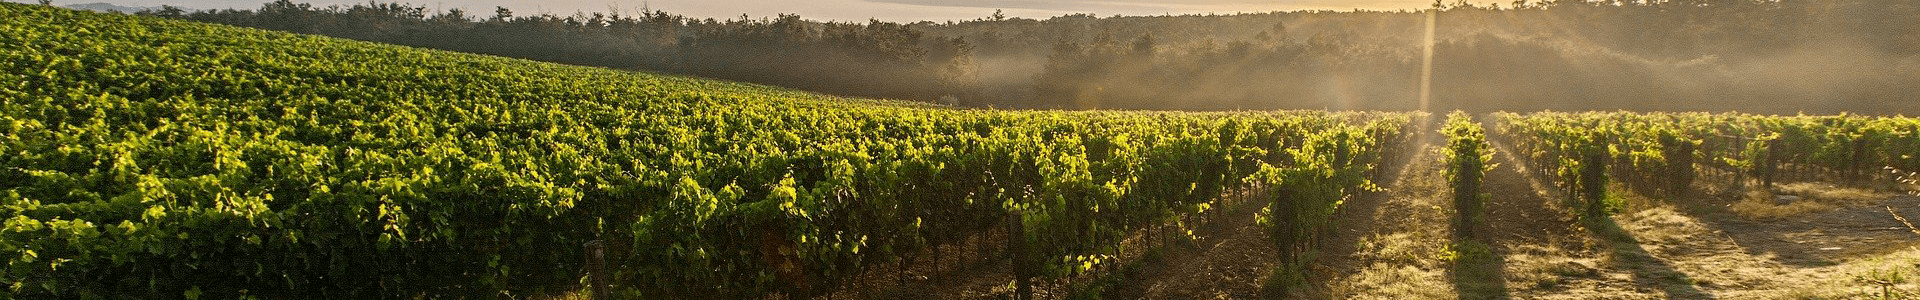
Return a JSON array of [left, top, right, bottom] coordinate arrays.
[[1731, 192, 1837, 220], [1617, 206, 1710, 246], [1358, 232, 1446, 266], [1330, 135, 1920, 299], [1771, 248, 1920, 300], [1610, 183, 1666, 213], [1503, 245, 1601, 291], [1609, 189, 1920, 300], [1317, 143, 1461, 300], [1778, 183, 1894, 206], [1341, 263, 1457, 300], [1331, 232, 1458, 299], [1731, 183, 1893, 220]]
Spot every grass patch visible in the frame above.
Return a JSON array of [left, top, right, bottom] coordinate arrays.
[[1361, 232, 1450, 266], [1449, 240, 1509, 299], [1325, 225, 1460, 299], [1731, 183, 1893, 220], [1320, 233, 1460, 299], [1777, 183, 1893, 205], [1524, 259, 1596, 290], [1343, 264, 1457, 299], [1778, 249, 1920, 299]]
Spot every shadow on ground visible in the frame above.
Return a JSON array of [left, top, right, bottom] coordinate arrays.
[[1659, 175, 1920, 268], [1582, 216, 1716, 299], [1451, 235, 1511, 299], [1482, 121, 1713, 299]]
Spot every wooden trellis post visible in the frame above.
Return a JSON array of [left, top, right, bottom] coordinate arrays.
[[584, 240, 610, 300]]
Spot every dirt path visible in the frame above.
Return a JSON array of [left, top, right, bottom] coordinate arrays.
[[1479, 131, 1678, 299], [1308, 128, 1464, 299]]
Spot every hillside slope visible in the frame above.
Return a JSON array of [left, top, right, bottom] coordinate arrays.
[[0, 3, 1410, 298]]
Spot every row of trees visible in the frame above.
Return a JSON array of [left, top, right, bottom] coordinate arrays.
[[142, 0, 977, 102], [129, 0, 1919, 113], [1000, 0, 1918, 112]]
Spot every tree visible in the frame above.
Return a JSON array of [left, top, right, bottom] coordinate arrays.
[[1269, 22, 1289, 40], [491, 6, 512, 22], [935, 37, 978, 100], [154, 5, 184, 18], [434, 8, 467, 23], [38, 0, 51, 6], [1130, 34, 1156, 57]]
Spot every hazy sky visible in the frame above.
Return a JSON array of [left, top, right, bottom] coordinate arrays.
[[21, 0, 1433, 22]]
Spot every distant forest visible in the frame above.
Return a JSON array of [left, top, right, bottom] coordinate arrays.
[[128, 0, 1918, 114]]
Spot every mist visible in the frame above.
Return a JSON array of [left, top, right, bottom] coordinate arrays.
[[127, 0, 1920, 114], [929, 1, 1918, 114]]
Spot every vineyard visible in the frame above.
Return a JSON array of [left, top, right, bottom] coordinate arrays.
[[7, 3, 1920, 299], [0, 4, 1421, 298], [1493, 112, 1920, 214]]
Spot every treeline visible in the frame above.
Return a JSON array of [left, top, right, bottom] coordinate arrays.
[[941, 0, 1920, 113], [139, 0, 975, 102], [134, 0, 1919, 114]]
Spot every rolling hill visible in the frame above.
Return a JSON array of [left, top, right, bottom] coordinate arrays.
[[0, 3, 1409, 298]]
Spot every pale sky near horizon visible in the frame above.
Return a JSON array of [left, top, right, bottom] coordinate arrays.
[[15, 0, 1433, 22]]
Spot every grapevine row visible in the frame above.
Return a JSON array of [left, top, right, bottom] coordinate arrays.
[[1492, 111, 1920, 216], [1442, 111, 1492, 237]]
